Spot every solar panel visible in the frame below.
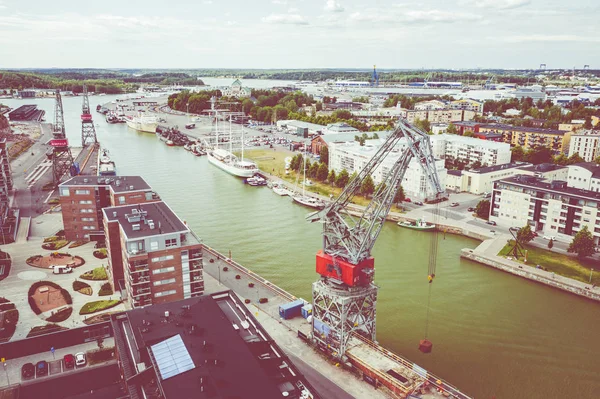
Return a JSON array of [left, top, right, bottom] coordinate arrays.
[[150, 334, 196, 380]]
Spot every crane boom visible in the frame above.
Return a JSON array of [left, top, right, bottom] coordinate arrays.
[[308, 118, 444, 266]]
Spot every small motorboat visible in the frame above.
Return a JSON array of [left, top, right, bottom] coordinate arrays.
[[166, 140, 175, 146], [397, 218, 435, 231], [246, 175, 267, 186]]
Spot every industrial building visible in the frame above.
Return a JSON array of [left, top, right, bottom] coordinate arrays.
[[568, 130, 600, 162], [490, 175, 600, 245], [7, 105, 45, 121], [277, 120, 324, 136], [111, 291, 319, 399], [58, 176, 159, 241], [328, 140, 447, 201], [0, 139, 13, 241], [102, 201, 204, 308]]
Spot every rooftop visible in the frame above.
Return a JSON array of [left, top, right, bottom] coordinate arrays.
[[103, 201, 188, 239], [499, 175, 600, 201], [480, 123, 567, 135], [517, 163, 567, 173], [466, 162, 530, 175], [569, 162, 600, 178], [112, 292, 318, 399], [447, 169, 462, 176], [60, 175, 152, 193]]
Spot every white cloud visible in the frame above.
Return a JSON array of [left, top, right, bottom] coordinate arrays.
[[498, 34, 600, 43], [271, 0, 288, 4], [349, 9, 480, 24], [262, 13, 308, 25], [462, 0, 531, 10], [288, 7, 299, 13], [325, 0, 344, 12], [202, 0, 213, 4]]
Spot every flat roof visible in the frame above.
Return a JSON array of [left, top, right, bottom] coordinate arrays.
[[480, 123, 567, 135], [518, 163, 567, 173], [466, 162, 529, 174], [103, 201, 188, 239], [114, 292, 317, 399], [498, 175, 600, 201], [60, 175, 152, 193], [447, 169, 462, 176], [569, 162, 600, 178]]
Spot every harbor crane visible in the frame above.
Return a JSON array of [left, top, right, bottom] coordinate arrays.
[[307, 117, 446, 359], [81, 84, 98, 146], [48, 90, 75, 185]]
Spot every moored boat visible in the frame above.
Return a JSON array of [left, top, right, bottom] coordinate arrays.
[[246, 175, 267, 186], [397, 218, 435, 231], [125, 112, 158, 133], [292, 194, 326, 209]]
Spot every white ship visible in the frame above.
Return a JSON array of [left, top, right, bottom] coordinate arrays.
[[206, 96, 258, 178], [207, 148, 258, 178], [125, 113, 158, 133]]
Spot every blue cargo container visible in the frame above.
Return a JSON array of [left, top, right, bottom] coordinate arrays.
[[301, 304, 312, 319], [279, 299, 305, 320]]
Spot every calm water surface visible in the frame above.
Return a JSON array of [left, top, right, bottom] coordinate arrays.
[[3, 96, 600, 398]]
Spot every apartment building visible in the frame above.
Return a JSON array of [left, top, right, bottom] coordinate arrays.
[[478, 123, 571, 154], [449, 99, 484, 114], [446, 163, 529, 194], [328, 141, 447, 201], [59, 176, 159, 241], [102, 201, 203, 308], [401, 109, 477, 125], [491, 176, 600, 245], [0, 139, 13, 239], [568, 131, 600, 162], [439, 134, 511, 167], [414, 100, 446, 111], [566, 163, 600, 192]]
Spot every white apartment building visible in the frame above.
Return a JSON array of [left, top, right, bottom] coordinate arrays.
[[568, 131, 600, 162], [400, 109, 477, 124], [323, 122, 359, 135], [449, 99, 484, 114], [566, 163, 600, 192], [329, 141, 447, 201], [436, 134, 511, 167], [490, 176, 600, 245], [414, 100, 447, 111]]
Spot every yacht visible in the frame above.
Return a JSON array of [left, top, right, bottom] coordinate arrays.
[[125, 113, 158, 133], [292, 152, 326, 209], [272, 182, 293, 196]]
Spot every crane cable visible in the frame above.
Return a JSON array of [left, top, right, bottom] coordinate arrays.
[[424, 200, 441, 339]]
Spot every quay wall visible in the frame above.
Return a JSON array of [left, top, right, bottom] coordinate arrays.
[[460, 249, 600, 303]]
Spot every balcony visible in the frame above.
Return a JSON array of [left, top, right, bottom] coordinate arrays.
[[131, 287, 151, 297], [127, 261, 148, 274], [127, 248, 147, 256], [130, 275, 150, 286]]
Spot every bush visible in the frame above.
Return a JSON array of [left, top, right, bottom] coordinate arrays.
[[80, 267, 108, 281], [259, 298, 268, 304], [0, 298, 18, 343], [93, 249, 108, 259], [42, 240, 69, 250], [244, 299, 251, 304], [69, 240, 87, 249], [27, 324, 67, 338], [46, 307, 73, 323], [235, 275, 241, 280], [87, 348, 115, 365], [248, 283, 255, 288], [79, 300, 121, 315], [99, 283, 113, 296]]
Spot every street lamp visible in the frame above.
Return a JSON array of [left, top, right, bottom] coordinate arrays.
[[3, 362, 8, 386], [590, 268, 594, 284]]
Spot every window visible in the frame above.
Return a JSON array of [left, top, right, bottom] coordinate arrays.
[[75, 190, 90, 195], [152, 266, 175, 275], [80, 209, 93, 213], [150, 240, 158, 250], [79, 200, 92, 205], [118, 196, 125, 204], [81, 217, 95, 222], [151, 255, 174, 263], [154, 289, 177, 298], [165, 238, 177, 248], [60, 188, 70, 196], [153, 278, 176, 286]]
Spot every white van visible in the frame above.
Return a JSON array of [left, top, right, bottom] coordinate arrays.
[[50, 265, 73, 274]]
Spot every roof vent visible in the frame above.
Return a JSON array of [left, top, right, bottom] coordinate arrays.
[[83, 178, 88, 183], [116, 180, 121, 186], [113, 211, 117, 217], [132, 224, 141, 231], [130, 185, 134, 190], [148, 220, 155, 229], [165, 311, 170, 318]]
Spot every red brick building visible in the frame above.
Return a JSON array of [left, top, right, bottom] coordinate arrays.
[[58, 176, 158, 241], [102, 201, 203, 308]]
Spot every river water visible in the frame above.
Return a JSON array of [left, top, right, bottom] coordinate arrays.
[[3, 95, 600, 398]]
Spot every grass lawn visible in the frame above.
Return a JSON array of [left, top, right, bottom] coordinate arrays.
[[80, 300, 120, 315], [80, 267, 108, 281], [243, 149, 403, 211], [498, 241, 600, 285]]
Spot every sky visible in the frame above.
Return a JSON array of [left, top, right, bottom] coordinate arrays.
[[0, 0, 598, 69]]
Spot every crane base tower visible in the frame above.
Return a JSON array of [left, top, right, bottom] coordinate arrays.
[[312, 279, 377, 360]]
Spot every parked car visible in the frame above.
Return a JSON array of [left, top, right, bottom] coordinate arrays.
[[75, 352, 87, 367], [486, 221, 497, 226], [543, 235, 557, 241], [64, 354, 75, 369], [413, 201, 424, 206], [467, 207, 475, 212], [21, 363, 35, 379], [36, 361, 48, 377], [404, 198, 411, 203], [450, 202, 459, 207], [50, 265, 72, 274]]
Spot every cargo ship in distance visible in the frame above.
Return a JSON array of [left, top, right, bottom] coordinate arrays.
[[125, 113, 158, 133]]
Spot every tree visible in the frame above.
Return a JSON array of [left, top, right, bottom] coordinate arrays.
[[517, 224, 535, 244], [414, 118, 431, 134], [308, 162, 319, 178], [361, 174, 375, 197], [567, 153, 584, 165], [463, 130, 475, 137], [447, 123, 458, 135], [317, 163, 329, 182], [511, 146, 526, 162], [526, 146, 553, 165], [315, 102, 323, 112], [372, 133, 379, 139], [336, 169, 349, 188], [583, 117, 593, 129], [327, 169, 336, 185], [548, 239, 554, 249], [595, 156, 600, 165], [393, 185, 405, 203], [320, 145, 329, 166], [567, 225, 595, 259], [475, 199, 491, 220]]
